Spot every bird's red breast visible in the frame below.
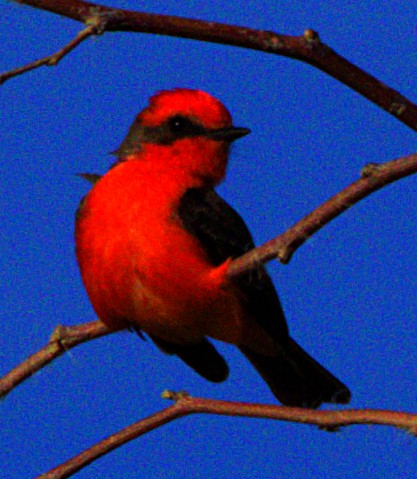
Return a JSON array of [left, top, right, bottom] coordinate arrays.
[[75, 153, 266, 348]]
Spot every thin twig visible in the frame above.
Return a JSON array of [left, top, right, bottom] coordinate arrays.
[[0, 320, 110, 398], [0, 22, 101, 84], [35, 391, 417, 479], [228, 153, 417, 277], [6, 0, 417, 131], [2, 152, 417, 398]]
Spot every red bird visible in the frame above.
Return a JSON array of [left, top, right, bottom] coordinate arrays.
[[75, 89, 350, 407]]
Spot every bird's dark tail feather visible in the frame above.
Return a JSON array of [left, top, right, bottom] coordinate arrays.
[[240, 337, 350, 408]]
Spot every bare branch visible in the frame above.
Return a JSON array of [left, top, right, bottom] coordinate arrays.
[[0, 320, 110, 398], [7, 0, 417, 131], [35, 391, 417, 478], [0, 22, 102, 84], [2, 152, 417, 398], [228, 152, 417, 277]]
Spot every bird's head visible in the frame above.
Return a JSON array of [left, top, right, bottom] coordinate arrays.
[[113, 89, 250, 185]]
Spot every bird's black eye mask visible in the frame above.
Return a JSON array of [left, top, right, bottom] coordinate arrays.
[[113, 114, 208, 156], [143, 115, 208, 145], [113, 114, 249, 157]]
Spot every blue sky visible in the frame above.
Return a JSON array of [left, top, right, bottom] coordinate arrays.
[[2, 1, 417, 478]]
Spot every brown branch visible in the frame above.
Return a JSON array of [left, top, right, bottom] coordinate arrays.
[[2, 152, 417, 398], [228, 153, 417, 277], [7, 0, 417, 131], [0, 320, 110, 398], [0, 21, 102, 84], [36, 391, 417, 479]]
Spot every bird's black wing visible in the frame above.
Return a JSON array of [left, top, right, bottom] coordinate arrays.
[[177, 187, 289, 340]]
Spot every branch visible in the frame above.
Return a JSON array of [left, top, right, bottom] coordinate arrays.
[[0, 320, 110, 398], [0, 21, 102, 84], [2, 152, 417, 398], [6, 0, 417, 131], [36, 391, 417, 479], [228, 153, 417, 277]]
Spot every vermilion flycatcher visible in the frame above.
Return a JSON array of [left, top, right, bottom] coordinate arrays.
[[75, 89, 350, 407]]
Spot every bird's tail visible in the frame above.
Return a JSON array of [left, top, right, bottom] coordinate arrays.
[[239, 337, 350, 408]]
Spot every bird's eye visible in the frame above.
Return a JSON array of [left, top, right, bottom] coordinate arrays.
[[167, 115, 194, 133]]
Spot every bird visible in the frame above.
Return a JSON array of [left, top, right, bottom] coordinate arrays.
[[75, 88, 350, 407]]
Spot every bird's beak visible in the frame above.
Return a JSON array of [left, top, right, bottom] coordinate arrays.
[[208, 127, 251, 142]]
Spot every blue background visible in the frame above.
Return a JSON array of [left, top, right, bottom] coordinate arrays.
[[2, 1, 417, 478]]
